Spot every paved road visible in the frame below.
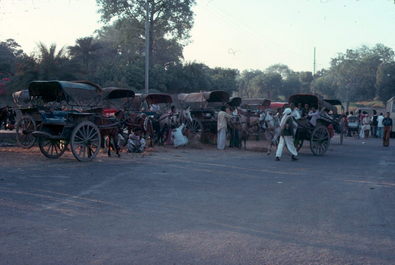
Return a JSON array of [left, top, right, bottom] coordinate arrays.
[[0, 137, 394, 265]]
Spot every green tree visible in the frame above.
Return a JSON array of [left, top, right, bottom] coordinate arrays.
[[68, 37, 103, 73], [96, 0, 196, 66], [36, 43, 77, 80], [376, 62, 395, 102]]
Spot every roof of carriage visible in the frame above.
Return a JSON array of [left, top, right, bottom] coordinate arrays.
[[178, 90, 230, 103], [28, 80, 102, 104], [102, 87, 135, 100]]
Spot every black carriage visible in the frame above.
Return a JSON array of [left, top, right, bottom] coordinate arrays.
[[24, 80, 105, 161], [289, 94, 342, 156], [177, 90, 230, 138], [323, 99, 347, 144], [127, 93, 174, 144], [13, 89, 42, 148]]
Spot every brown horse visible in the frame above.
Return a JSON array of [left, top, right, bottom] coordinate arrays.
[[95, 111, 124, 157], [0, 106, 15, 130], [122, 112, 155, 147]]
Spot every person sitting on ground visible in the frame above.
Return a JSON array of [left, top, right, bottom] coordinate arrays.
[[127, 132, 146, 153]]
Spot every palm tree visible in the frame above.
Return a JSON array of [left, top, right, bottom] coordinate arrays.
[[36, 42, 73, 80], [68, 37, 102, 73]]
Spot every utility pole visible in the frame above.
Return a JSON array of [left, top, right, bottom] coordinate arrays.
[[313, 47, 316, 76], [144, 0, 150, 94]]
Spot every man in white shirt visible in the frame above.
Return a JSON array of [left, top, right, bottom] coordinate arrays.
[[217, 106, 232, 150], [377, 113, 385, 138]]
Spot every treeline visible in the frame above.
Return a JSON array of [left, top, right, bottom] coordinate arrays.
[[1, 0, 395, 106], [0, 37, 238, 95]]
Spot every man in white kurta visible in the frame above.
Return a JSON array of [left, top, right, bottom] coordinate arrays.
[[217, 106, 232, 150], [275, 108, 298, 161]]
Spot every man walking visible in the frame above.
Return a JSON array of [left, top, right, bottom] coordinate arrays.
[[217, 106, 232, 150], [383, 112, 393, 147], [275, 108, 298, 161]]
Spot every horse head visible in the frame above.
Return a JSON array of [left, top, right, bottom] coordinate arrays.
[[183, 106, 193, 123]]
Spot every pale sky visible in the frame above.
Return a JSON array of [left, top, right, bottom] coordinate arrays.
[[1, 0, 395, 72]]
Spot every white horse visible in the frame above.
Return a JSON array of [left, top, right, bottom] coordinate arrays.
[[259, 110, 281, 155], [158, 106, 193, 143]]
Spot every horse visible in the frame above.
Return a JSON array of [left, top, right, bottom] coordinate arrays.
[[123, 111, 155, 147], [0, 106, 15, 130], [235, 109, 263, 149], [259, 110, 281, 155], [157, 106, 192, 144], [95, 111, 124, 157]]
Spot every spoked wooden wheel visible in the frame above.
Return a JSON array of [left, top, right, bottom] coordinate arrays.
[[15, 115, 37, 148], [310, 125, 330, 156], [39, 139, 67, 159], [70, 121, 101, 162], [186, 119, 203, 138]]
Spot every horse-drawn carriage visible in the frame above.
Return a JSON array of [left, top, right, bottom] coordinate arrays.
[[12, 80, 134, 161], [177, 90, 230, 138], [289, 94, 345, 156]]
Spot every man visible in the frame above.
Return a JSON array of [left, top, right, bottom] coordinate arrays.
[[217, 106, 232, 150], [361, 112, 371, 139], [371, 110, 378, 138], [383, 112, 393, 147], [275, 108, 298, 161], [302, 104, 310, 117], [127, 132, 146, 153], [377, 112, 384, 138]]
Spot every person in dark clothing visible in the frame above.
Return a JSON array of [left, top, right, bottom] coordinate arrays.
[[371, 110, 378, 138], [383, 112, 393, 147]]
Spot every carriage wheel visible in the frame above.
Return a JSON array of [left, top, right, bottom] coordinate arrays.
[[70, 121, 101, 162], [186, 119, 203, 138], [39, 139, 67, 159], [310, 125, 330, 156], [294, 138, 304, 151], [15, 115, 37, 148], [144, 117, 155, 147]]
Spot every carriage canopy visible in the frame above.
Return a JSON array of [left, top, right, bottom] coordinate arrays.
[[241, 98, 271, 108], [228, 97, 242, 107], [102, 87, 135, 100], [289, 94, 337, 113], [28, 80, 102, 107], [144, 93, 173, 105], [178, 91, 230, 103]]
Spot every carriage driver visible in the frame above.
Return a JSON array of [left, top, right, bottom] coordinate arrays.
[[275, 108, 298, 161]]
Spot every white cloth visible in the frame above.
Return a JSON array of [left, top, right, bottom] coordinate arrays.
[[377, 115, 384, 127], [127, 135, 145, 152], [292, 109, 301, 120], [280, 108, 292, 129], [217, 111, 231, 131], [308, 110, 320, 126], [172, 124, 188, 147], [276, 136, 298, 158], [217, 128, 227, 150]]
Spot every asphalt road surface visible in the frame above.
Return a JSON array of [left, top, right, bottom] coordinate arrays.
[[0, 137, 394, 265]]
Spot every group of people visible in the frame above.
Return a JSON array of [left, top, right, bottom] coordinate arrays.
[[346, 110, 393, 147], [216, 105, 299, 161]]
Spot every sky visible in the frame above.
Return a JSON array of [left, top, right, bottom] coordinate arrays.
[[0, 0, 395, 72]]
